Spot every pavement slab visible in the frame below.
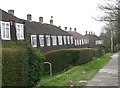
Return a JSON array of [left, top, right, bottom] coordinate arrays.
[[86, 53, 119, 87]]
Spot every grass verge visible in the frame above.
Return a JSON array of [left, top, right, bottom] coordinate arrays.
[[38, 53, 112, 87]]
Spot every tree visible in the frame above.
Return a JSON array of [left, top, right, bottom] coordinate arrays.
[[97, 0, 120, 52]]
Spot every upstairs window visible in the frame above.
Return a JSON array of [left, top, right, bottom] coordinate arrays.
[[39, 35, 44, 47], [70, 36, 73, 44], [58, 36, 63, 45], [63, 36, 66, 45], [67, 36, 70, 44], [16, 23, 24, 40], [1, 21, 11, 40], [31, 35, 37, 47], [51, 36, 57, 46], [46, 35, 51, 46]]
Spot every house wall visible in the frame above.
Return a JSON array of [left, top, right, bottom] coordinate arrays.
[[0, 9, 2, 40]]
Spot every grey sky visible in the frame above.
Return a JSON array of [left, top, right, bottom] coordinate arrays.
[[0, 0, 105, 36]]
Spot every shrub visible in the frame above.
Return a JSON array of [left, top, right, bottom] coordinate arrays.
[[44, 48, 102, 73], [2, 41, 44, 87]]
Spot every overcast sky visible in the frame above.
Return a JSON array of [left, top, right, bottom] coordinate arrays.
[[1, 0, 105, 36]]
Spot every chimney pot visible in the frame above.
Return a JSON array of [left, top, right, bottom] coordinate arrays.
[[27, 14, 32, 22], [91, 31, 93, 35], [58, 26, 61, 28], [50, 16, 53, 25], [39, 17, 43, 23], [89, 31, 90, 34], [70, 27, 72, 31], [85, 31, 87, 34], [74, 28, 77, 31], [64, 27, 67, 31], [8, 9, 14, 15]]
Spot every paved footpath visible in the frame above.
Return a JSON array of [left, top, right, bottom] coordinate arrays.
[[86, 53, 119, 86]]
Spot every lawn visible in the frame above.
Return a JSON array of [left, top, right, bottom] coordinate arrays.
[[38, 53, 112, 87]]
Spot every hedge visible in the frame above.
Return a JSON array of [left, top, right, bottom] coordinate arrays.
[[44, 48, 102, 73], [2, 41, 44, 87]]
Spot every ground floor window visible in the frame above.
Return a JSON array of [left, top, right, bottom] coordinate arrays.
[[46, 35, 51, 46], [58, 36, 63, 45], [39, 35, 44, 47], [1, 21, 11, 40], [63, 36, 67, 45], [71, 36, 73, 44], [67, 36, 70, 44], [31, 35, 37, 47], [52, 36, 57, 46]]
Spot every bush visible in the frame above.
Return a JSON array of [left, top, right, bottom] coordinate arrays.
[[44, 48, 102, 73], [27, 46, 44, 86], [2, 41, 44, 87]]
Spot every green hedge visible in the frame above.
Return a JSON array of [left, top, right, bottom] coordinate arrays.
[[44, 48, 102, 73], [2, 41, 44, 87]]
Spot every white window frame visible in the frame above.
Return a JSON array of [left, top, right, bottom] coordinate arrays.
[[51, 36, 57, 46], [15, 23, 24, 40], [58, 36, 63, 45], [63, 36, 67, 45], [77, 39, 79, 45], [75, 39, 77, 46], [67, 36, 70, 44], [79, 39, 81, 45], [39, 35, 44, 47], [71, 36, 73, 44], [31, 35, 37, 47], [82, 39, 84, 45], [1, 21, 11, 40], [46, 35, 51, 46]]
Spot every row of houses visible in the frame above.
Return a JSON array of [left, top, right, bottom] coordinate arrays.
[[0, 9, 102, 53]]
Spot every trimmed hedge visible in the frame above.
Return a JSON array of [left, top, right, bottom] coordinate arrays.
[[44, 48, 102, 73], [2, 41, 44, 87]]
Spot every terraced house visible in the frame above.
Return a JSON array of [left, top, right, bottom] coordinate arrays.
[[0, 9, 101, 52]]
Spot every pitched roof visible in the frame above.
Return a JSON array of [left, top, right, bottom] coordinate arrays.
[[1, 9, 71, 36], [67, 31, 84, 39], [84, 34, 99, 40]]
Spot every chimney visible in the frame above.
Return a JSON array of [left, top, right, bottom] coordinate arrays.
[[58, 26, 61, 28], [39, 17, 43, 23], [50, 16, 53, 25], [64, 27, 67, 31], [85, 31, 87, 34], [74, 28, 77, 31], [70, 27, 72, 31], [8, 9, 14, 15], [89, 31, 90, 34], [27, 14, 32, 22], [94, 32, 95, 35], [91, 31, 93, 35]]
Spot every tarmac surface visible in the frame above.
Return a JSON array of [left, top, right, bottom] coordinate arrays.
[[86, 53, 119, 87]]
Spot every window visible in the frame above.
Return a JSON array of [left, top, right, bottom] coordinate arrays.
[[67, 36, 70, 44], [58, 36, 63, 45], [82, 39, 84, 45], [1, 21, 11, 40], [51, 36, 57, 46], [79, 39, 81, 45], [46, 35, 51, 46], [63, 36, 66, 45], [39, 35, 44, 47], [71, 36, 73, 44], [16, 23, 24, 40], [75, 39, 77, 46], [31, 35, 37, 47], [77, 39, 79, 45]]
